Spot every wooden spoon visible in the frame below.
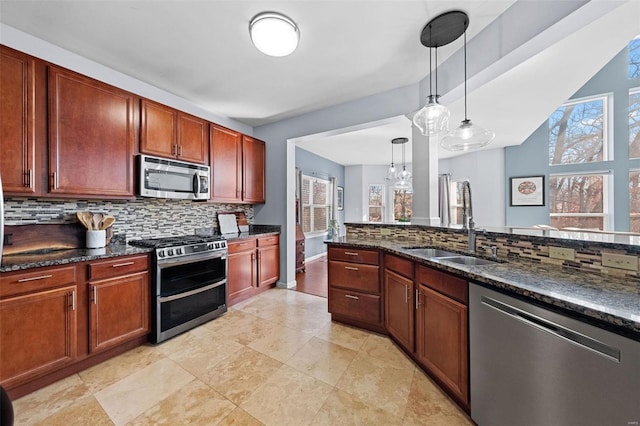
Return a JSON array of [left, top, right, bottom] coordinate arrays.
[[91, 212, 103, 231], [76, 211, 92, 230], [100, 216, 115, 230]]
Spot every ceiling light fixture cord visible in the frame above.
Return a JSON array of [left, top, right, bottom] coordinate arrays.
[[463, 31, 468, 120]]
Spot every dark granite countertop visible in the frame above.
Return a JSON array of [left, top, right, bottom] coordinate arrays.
[[0, 243, 153, 273], [1, 225, 281, 273], [327, 237, 640, 340]]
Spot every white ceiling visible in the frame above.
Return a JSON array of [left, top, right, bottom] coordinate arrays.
[[1, 1, 639, 165]]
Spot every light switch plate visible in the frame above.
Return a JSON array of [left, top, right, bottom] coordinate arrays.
[[549, 246, 575, 261], [602, 253, 639, 271]]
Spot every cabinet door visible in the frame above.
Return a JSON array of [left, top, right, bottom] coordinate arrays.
[[140, 99, 176, 159], [0, 286, 77, 389], [48, 66, 136, 198], [384, 269, 414, 352], [227, 249, 256, 302], [176, 112, 207, 164], [0, 46, 37, 194], [209, 124, 242, 203], [89, 272, 150, 353], [258, 244, 279, 287], [416, 285, 468, 406], [242, 136, 265, 203]]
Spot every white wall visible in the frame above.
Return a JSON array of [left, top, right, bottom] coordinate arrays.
[[439, 148, 505, 227]]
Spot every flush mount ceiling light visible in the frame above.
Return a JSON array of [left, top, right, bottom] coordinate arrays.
[[413, 10, 468, 136], [440, 29, 495, 151], [249, 12, 299, 57]]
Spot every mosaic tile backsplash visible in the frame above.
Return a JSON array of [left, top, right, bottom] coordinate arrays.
[[4, 197, 254, 241], [345, 223, 640, 279]]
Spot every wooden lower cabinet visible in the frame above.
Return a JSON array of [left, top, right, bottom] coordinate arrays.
[[0, 285, 77, 389], [328, 246, 383, 333], [89, 272, 149, 353], [384, 266, 415, 353], [0, 254, 151, 398], [227, 235, 280, 306]]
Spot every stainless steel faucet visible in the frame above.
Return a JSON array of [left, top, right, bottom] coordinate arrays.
[[461, 180, 476, 252]]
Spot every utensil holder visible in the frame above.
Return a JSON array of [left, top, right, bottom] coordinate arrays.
[[86, 230, 106, 249]]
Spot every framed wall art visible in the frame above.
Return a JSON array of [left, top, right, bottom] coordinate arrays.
[[337, 186, 344, 210], [510, 176, 545, 206]]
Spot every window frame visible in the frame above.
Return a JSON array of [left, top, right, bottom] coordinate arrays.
[[629, 87, 640, 159], [548, 93, 613, 166], [301, 174, 333, 236], [367, 183, 385, 223]]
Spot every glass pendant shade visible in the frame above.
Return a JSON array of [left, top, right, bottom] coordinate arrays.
[[386, 163, 397, 181], [413, 95, 450, 136], [440, 119, 495, 151]]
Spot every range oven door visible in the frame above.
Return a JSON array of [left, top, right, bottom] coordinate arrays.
[[152, 250, 227, 343]]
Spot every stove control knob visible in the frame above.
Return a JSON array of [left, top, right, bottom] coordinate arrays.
[[207, 243, 214, 250], [215, 242, 221, 249], [176, 248, 183, 255], [167, 249, 174, 256], [158, 250, 165, 257]]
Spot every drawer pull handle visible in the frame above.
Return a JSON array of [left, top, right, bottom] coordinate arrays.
[[344, 252, 359, 256], [345, 266, 359, 271], [112, 262, 135, 268], [345, 294, 359, 300], [18, 274, 53, 283]]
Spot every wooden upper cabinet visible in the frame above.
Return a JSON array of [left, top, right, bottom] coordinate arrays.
[[210, 124, 242, 202], [242, 135, 265, 204], [140, 99, 208, 164], [48, 66, 136, 198], [0, 46, 46, 195]]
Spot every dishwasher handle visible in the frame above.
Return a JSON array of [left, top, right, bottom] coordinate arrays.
[[481, 296, 621, 362]]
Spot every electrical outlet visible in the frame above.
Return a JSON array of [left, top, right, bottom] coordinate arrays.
[[549, 246, 575, 261], [380, 228, 391, 236], [602, 253, 638, 271]]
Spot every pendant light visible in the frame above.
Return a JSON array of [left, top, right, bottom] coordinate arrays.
[[386, 139, 398, 181], [412, 44, 450, 136], [413, 11, 468, 136], [441, 31, 495, 151], [249, 12, 299, 57], [393, 137, 412, 190]]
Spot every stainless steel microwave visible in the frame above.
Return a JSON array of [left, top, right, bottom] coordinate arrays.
[[138, 154, 210, 200]]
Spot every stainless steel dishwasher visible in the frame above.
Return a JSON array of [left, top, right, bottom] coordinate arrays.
[[469, 283, 640, 426]]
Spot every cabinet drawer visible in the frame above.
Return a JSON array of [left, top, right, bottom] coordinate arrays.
[[0, 265, 77, 298], [329, 288, 381, 325], [89, 255, 149, 281], [329, 260, 380, 293], [384, 254, 414, 279], [228, 238, 257, 254], [329, 247, 379, 265], [416, 265, 468, 304], [257, 234, 279, 247]]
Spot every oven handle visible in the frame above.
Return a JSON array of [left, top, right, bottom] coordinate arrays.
[[157, 250, 227, 268], [159, 279, 227, 303]]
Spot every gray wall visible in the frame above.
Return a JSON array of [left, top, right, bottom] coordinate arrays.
[[505, 43, 640, 230], [295, 147, 345, 259]]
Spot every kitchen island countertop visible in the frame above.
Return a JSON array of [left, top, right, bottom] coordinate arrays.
[[327, 237, 640, 341]]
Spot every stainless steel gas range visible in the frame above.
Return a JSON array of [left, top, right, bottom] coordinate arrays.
[[129, 235, 227, 343]]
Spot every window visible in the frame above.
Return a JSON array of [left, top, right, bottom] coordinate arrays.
[[630, 171, 640, 232], [393, 189, 413, 222], [368, 184, 384, 222], [549, 173, 610, 230], [449, 180, 466, 226], [549, 96, 608, 165], [629, 37, 640, 79], [630, 88, 640, 158], [301, 175, 332, 234]]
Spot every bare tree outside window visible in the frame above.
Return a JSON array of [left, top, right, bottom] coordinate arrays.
[[549, 174, 606, 230], [368, 184, 384, 222], [630, 89, 640, 158], [301, 175, 332, 234], [549, 98, 605, 165], [394, 189, 413, 222], [629, 38, 640, 79]]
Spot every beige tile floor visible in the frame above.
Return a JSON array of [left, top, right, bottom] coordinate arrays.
[[13, 288, 473, 426]]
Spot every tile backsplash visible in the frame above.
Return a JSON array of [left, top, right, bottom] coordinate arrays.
[[3, 197, 254, 241]]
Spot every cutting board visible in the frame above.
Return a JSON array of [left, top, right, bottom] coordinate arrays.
[[218, 214, 239, 234]]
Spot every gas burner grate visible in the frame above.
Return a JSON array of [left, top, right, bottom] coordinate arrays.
[[128, 235, 223, 249]]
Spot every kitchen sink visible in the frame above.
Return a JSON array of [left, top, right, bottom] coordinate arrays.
[[436, 255, 499, 266], [402, 247, 460, 258]]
